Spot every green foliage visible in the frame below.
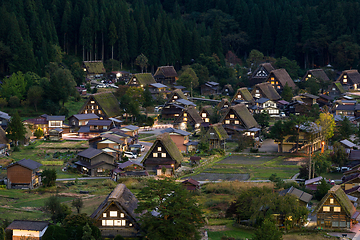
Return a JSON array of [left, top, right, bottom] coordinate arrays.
[[281, 83, 293, 102], [334, 116, 355, 141], [62, 214, 101, 240], [41, 169, 57, 187], [82, 223, 95, 240], [42, 225, 68, 240], [177, 67, 199, 92], [0, 227, 4, 240], [114, 235, 125, 240], [72, 198, 84, 214], [0, 98, 7, 108], [27, 85, 43, 111], [135, 179, 204, 240], [1, 72, 26, 100], [6, 111, 26, 146], [275, 56, 300, 79], [253, 112, 270, 130], [330, 142, 348, 167], [269, 120, 292, 152], [315, 179, 331, 201], [135, 53, 149, 73], [44, 195, 71, 223], [316, 112, 335, 141], [312, 152, 332, 176], [246, 50, 264, 71], [253, 218, 282, 240], [34, 127, 44, 139], [8, 96, 20, 108], [191, 63, 209, 87]]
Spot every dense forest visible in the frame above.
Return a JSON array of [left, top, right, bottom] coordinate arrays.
[[0, 0, 360, 78]]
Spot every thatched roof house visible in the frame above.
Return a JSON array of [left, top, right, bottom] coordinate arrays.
[[79, 92, 122, 119]]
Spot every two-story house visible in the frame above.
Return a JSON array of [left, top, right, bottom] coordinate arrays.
[[267, 69, 296, 93], [75, 148, 115, 176], [220, 103, 260, 136], [199, 106, 214, 124], [302, 69, 330, 82], [148, 83, 168, 99], [253, 98, 279, 117], [7, 159, 42, 189], [161, 128, 191, 153], [173, 106, 203, 131], [249, 62, 275, 85], [154, 66, 178, 85], [201, 123, 228, 150], [79, 92, 122, 119], [68, 113, 99, 129], [315, 185, 358, 229], [78, 120, 115, 138], [90, 184, 141, 238], [336, 70, 360, 91], [231, 87, 255, 106], [83, 61, 106, 80], [127, 73, 156, 88], [141, 133, 183, 175], [251, 82, 281, 101], [6, 220, 49, 240]]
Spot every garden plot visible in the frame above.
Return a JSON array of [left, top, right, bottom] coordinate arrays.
[[190, 154, 301, 181]]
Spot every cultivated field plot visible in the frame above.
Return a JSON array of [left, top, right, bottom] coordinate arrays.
[[192, 154, 303, 181]]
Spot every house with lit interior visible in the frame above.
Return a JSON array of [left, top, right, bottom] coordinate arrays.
[[83, 61, 106, 80], [302, 69, 330, 82], [201, 123, 228, 150], [68, 113, 99, 129], [90, 184, 141, 238], [231, 87, 255, 106], [154, 66, 178, 85], [173, 106, 203, 131], [249, 62, 275, 85], [161, 127, 191, 153], [253, 98, 279, 117], [141, 133, 183, 175], [221, 84, 234, 96], [315, 185, 359, 229], [127, 73, 156, 88], [251, 82, 281, 101], [219, 103, 260, 137], [199, 105, 214, 124], [266, 69, 296, 93], [78, 92, 122, 119], [6, 220, 49, 240], [336, 70, 360, 91]]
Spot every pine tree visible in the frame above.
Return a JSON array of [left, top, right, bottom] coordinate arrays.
[[118, 18, 129, 67], [210, 17, 223, 59], [82, 223, 95, 240], [260, 14, 272, 55], [108, 22, 118, 59], [7, 111, 26, 146]]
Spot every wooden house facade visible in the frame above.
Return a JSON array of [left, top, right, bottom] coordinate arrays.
[[202, 123, 228, 149], [199, 106, 214, 123], [173, 106, 203, 131], [315, 185, 358, 229], [181, 178, 200, 191], [75, 148, 115, 176], [90, 184, 140, 238], [141, 133, 183, 175], [83, 61, 106, 79], [336, 70, 360, 91], [251, 82, 281, 101], [250, 63, 275, 85], [267, 69, 296, 93], [231, 87, 255, 106], [200, 81, 220, 96], [127, 73, 156, 88], [7, 159, 42, 189], [79, 92, 122, 119], [68, 113, 99, 128], [6, 220, 49, 240], [154, 66, 178, 85]]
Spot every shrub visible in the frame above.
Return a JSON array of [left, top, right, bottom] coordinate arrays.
[[102, 179, 116, 188], [34, 127, 44, 139], [0, 98, 8, 108], [250, 148, 259, 153], [8, 96, 20, 108]]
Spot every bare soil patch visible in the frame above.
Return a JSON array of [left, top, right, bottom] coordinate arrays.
[[282, 157, 308, 166]]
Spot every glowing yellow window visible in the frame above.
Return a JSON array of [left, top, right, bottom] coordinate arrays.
[[91, 101, 95, 103], [174, 95, 178, 99], [330, 198, 334, 204], [271, 77, 275, 80], [234, 120, 239, 124], [237, 95, 241, 98], [343, 78, 347, 83], [157, 147, 162, 151], [153, 153, 158, 157], [184, 113, 187, 117], [323, 206, 330, 212], [271, 81, 275, 85], [161, 153, 166, 157], [205, 118, 210, 123], [230, 114, 235, 118], [308, 74, 311, 78], [175, 114, 179, 117], [183, 118, 187, 121], [334, 207, 341, 212], [225, 120, 230, 124], [202, 113, 207, 118]]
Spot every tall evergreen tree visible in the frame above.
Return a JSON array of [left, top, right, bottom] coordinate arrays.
[[210, 17, 223, 59], [108, 22, 118, 59], [7, 111, 26, 146]]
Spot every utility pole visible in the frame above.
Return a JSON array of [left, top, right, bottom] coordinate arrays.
[[308, 145, 312, 180]]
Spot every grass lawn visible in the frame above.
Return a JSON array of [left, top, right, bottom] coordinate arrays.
[[207, 223, 254, 240], [64, 96, 87, 117]]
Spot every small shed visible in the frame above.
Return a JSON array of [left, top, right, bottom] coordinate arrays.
[[181, 178, 200, 191], [190, 156, 201, 165], [6, 220, 49, 240]]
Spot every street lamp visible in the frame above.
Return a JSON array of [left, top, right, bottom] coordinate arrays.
[[171, 164, 175, 175]]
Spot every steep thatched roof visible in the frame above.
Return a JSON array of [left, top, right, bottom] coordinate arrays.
[[130, 73, 156, 86], [90, 184, 140, 225], [304, 69, 330, 82], [222, 84, 234, 94], [83, 61, 106, 74], [201, 105, 214, 118], [315, 185, 356, 218], [220, 103, 259, 129], [232, 87, 254, 103], [154, 66, 178, 78], [269, 69, 296, 88], [79, 92, 121, 118], [202, 123, 228, 141], [217, 99, 230, 109], [337, 70, 360, 84], [251, 63, 275, 79], [334, 82, 346, 93], [253, 82, 281, 101], [0, 127, 9, 144], [184, 106, 203, 124], [142, 133, 183, 164], [168, 89, 187, 102]]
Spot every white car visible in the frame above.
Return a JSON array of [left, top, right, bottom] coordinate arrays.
[[124, 151, 137, 159]]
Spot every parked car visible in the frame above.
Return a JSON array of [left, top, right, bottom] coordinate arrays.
[[124, 151, 137, 159]]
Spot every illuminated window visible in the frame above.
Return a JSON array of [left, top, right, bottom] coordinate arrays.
[[234, 120, 239, 124], [158, 147, 162, 151], [334, 207, 341, 212], [106, 220, 114, 226], [277, 86, 281, 89], [175, 114, 179, 117], [183, 118, 187, 121], [98, 110, 102, 114], [114, 220, 126, 226], [230, 114, 235, 118], [238, 95, 241, 98], [85, 110, 87, 114], [343, 78, 347, 83], [161, 153, 166, 157], [271, 77, 275, 80], [91, 101, 95, 104], [344, 75, 347, 78], [103, 213, 107, 217], [174, 95, 178, 99], [202, 113, 207, 118], [224, 105, 228, 107], [133, 78, 137, 82], [308, 74, 311, 78], [102, 220, 106, 226], [225, 120, 230, 124], [153, 153, 158, 157], [120, 213, 124, 218], [184, 113, 187, 117], [205, 118, 209, 122], [323, 207, 330, 212], [110, 211, 117, 217], [271, 81, 275, 85], [330, 198, 334, 204], [276, 81, 279, 84]]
